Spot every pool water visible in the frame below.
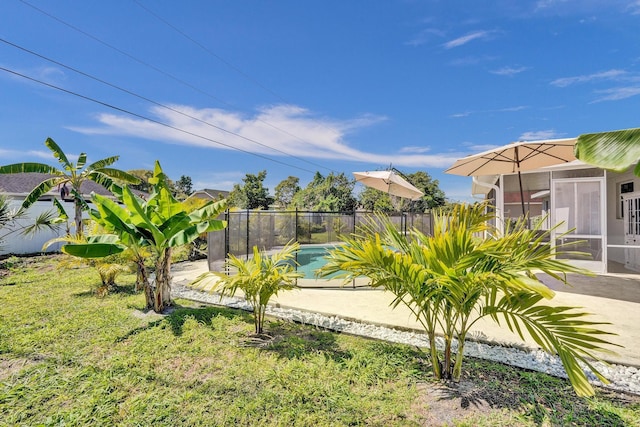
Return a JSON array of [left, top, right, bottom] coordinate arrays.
[[295, 245, 341, 279]]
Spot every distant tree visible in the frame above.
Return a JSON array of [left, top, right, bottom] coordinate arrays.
[[175, 175, 193, 198], [358, 186, 394, 212], [128, 168, 188, 199], [274, 176, 300, 209], [0, 137, 139, 236], [127, 169, 154, 193], [398, 171, 446, 212], [292, 172, 356, 212], [356, 170, 445, 213], [228, 183, 247, 208], [228, 170, 273, 209]]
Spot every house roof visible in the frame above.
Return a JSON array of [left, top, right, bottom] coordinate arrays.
[[0, 173, 148, 199], [186, 188, 229, 202]]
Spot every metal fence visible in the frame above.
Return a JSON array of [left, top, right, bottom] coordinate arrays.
[[207, 209, 432, 267]]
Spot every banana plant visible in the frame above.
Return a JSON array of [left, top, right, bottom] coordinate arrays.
[[319, 203, 619, 397], [61, 161, 227, 313], [575, 127, 640, 175], [0, 137, 140, 236]]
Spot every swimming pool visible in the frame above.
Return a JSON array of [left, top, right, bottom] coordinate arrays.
[[295, 244, 341, 279]]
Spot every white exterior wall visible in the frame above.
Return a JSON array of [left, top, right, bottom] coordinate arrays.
[[1, 199, 76, 255]]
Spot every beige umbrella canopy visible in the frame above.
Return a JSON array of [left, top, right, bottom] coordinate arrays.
[[445, 138, 577, 215], [353, 170, 424, 201]]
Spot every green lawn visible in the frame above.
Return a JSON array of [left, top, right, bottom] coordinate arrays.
[[1, 255, 639, 426]]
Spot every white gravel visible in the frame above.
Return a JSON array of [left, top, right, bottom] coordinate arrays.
[[173, 283, 640, 396]]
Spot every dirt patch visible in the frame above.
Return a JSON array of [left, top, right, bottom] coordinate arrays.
[[0, 357, 39, 381], [412, 381, 494, 426], [131, 307, 177, 321]]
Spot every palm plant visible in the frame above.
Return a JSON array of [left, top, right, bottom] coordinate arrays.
[[319, 203, 618, 397], [60, 161, 227, 313], [0, 137, 140, 236], [193, 242, 302, 335], [0, 194, 61, 248]]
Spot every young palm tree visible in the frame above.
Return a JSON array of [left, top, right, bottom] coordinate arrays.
[[0, 137, 140, 236], [193, 242, 303, 335], [319, 203, 618, 397]]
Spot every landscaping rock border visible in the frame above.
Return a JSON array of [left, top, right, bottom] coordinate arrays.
[[173, 283, 640, 396]]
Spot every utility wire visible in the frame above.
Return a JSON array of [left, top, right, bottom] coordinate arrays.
[[133, 0, 286, 103], [133, 1, 364, 168], [19, 0, 336, 173], [133, 0, 346, 165], [0, 66, 316, 174], [0, 37, 330, 171]]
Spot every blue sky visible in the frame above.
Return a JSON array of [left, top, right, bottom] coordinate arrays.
[[1, 0, 640, 202]]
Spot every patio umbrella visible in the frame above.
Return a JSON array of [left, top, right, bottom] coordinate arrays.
[[353, 170, 424, 201], [445, 138, 577, 215]]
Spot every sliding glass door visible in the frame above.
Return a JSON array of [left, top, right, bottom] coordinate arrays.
[[551, 178, 605, 272]]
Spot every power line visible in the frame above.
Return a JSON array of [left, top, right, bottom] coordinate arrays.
[[133, 1, 347, 167], [18, 0, 336, 173], [18, 0, 229, 106], [0, 66, 317, 174], [133, 0, 286, 103], [0, 37, 330, 171]]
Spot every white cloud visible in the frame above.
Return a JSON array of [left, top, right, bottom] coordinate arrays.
[[0, 149, 19, 159], [550, 69, 627, 87], [193, 171, 245, 191], [405, 28, 444, 47], [0, 149, 59, 161], [592, 86, 640, 102], [579, 16, 597, 23], [626, 0, 640, 14], [449, 55, 498, 66], [31, 149, 63, 160], [39, 66, 66, 82], [450, 105, 527, 118], [441, 183, 478, 203], [490, 66, 528, 76], [462, 143, 502, 152], [0, 65, 66, 87], [518, 130, 563, 141], [69, 104, 461, 168], [535, 0, 569, 11], [496, 105, 528, 112], [443, 31, 492, 49], [399, 146, 431, 154]]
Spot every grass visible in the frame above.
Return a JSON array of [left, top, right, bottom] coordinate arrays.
[[0, 255, 639, 426]]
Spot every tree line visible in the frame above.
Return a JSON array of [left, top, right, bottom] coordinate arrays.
[[228, 169, 446, 212]]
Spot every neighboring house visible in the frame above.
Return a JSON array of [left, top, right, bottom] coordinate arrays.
[[185, 188, 229, 203], [0, 172, 117, 202], [470, 146, 640, 275], [0, 173, 145, 255]]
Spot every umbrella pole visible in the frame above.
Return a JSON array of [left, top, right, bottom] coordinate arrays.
[[518, 170, 526, 218], [514, 146, 527, 226]]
